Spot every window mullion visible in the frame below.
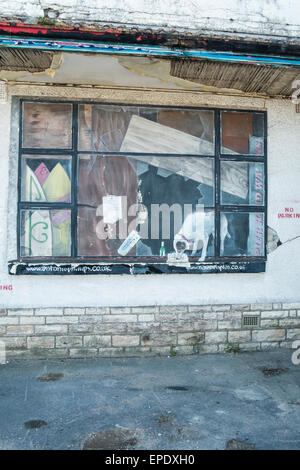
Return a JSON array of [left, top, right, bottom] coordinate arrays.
[[17, 101, 24, 259], [71, 103, 79, 258], [215, 110, 221, 258]]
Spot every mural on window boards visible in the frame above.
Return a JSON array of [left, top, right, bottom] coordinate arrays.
[[23, 102, 72, 149], [221, 112, 264, 156], [21, 103, 265, 260], [77, 105, 264, 259], [21, 209, 71, 257], [20, 154, 71, 257], [22, 156, 71, 203]]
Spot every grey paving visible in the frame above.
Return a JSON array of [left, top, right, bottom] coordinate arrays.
[[0, 350, 300, 450]]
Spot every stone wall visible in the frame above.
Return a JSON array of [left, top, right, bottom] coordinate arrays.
[[1, 302, 300, 359]]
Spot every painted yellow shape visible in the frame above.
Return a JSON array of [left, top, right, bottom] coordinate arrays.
[[52, 220, 71, 256], [43, 162, 71, 202]]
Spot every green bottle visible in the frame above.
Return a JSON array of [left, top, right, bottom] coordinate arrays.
[[160, 241, 166, 257]]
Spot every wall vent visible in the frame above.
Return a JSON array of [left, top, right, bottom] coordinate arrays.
[[242, 315, 259, 327], [296, 103, 300, 113]]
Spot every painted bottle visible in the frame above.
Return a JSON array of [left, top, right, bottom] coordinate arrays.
[[160, 241, 166, 257]]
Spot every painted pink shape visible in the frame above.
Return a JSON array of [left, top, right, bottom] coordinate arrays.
[[56, 193, 71, 203], [51, 210, 70, 227], [34, 162, 49, 185]]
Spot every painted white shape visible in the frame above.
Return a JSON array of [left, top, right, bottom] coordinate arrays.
[[103, 195, 123, 224], [24, 209, 52, 257]]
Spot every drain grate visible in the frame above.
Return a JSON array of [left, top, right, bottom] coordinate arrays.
[[242, 315, 259, 327]]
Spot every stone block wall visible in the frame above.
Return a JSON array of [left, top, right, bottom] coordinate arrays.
[[0, 302, 300, 359]]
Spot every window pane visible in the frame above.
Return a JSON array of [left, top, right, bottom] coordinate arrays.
[[78, 207, 215, 259], [19, 102, 266, 264], [78, 105, 215, 155], [23, 102, 72, 148], [173, 210, 215, 259], [77, 153, 138, 257], [78, 154, 214, 206], [21, 155, 71, 203], [220, 212, 264, 257], [78, 154, 137, 207], [137, 159, 214, 257], [20, 210, 71, 257], [221, 111, 264, 155], [77, 153, 214, 258], [78, 206, 130, 257], [221, 161, 264, 205]]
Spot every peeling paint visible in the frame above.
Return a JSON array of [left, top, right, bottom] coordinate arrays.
[[43, 52, 62, 78], [267, 226, 300, 254], [267, 226, 282, 254], [117, 56, 243, 93], [0, 52, 258, 95], [118, 56, 198, 90]]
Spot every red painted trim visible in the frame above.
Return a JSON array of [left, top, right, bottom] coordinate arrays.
[[0, 21, 300, 58], [0, 22, 143, 37]]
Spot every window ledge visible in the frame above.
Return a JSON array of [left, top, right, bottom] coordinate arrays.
[[8, 260, 266, 275]]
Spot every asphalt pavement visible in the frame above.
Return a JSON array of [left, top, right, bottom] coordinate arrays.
[[0, 349, 299, 450]]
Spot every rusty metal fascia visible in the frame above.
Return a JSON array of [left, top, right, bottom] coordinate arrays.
[[1, 21, 300, 57], [1, 35, 300, 68]]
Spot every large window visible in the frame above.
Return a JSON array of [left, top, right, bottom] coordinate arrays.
[[16, 101, 267, 274]]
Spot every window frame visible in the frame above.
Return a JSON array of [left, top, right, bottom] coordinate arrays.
[[15, 99, 268, 274]]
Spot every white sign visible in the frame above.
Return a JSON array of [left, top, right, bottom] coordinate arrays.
[[118, 230, 140, 256], [103, 195, 123, 224]]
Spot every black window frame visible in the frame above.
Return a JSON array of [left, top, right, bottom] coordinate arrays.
[[13, 99, 267, 275]]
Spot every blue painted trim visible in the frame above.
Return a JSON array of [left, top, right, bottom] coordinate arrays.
[[1, 35, 300, 67]]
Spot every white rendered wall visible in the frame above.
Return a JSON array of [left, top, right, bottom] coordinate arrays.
[[0, 0, 300, 39], [0, 84, 299, 308]]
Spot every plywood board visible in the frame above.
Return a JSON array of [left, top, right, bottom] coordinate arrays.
[[120, 115, 214, 155], [121, 116, 247, 198]]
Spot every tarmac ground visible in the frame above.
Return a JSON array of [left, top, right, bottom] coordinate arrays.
[[0, 349, 299, 450]]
